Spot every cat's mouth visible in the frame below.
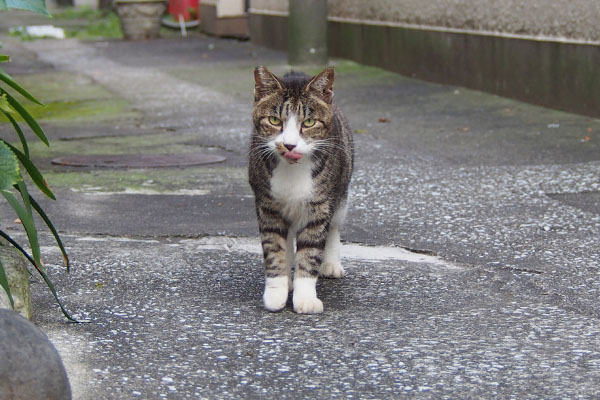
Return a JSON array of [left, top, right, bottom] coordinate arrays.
[[282, 151, 303, 163]]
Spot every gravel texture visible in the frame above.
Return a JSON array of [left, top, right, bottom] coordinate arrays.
[[0, 34, 598, 399]]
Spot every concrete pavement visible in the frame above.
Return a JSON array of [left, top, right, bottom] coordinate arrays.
[[0, 27, 599, 398]]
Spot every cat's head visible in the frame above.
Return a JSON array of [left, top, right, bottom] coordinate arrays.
[[252, 66, 335, 164]]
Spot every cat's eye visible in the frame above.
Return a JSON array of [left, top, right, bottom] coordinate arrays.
[[302, 118, 316, 128], [268, 116, 282, 126]]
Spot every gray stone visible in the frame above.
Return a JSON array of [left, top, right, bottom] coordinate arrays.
[[0, 245, 31, 320], [0, 309, 71, 400]]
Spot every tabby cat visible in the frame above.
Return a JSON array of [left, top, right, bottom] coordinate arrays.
[[249, 66, 354, 313]]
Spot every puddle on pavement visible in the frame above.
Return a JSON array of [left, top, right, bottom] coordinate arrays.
[[70, 187, 211, 196], [180, 236, 462, 269], [547, 191, 600, 215], [51, 235, 461, 269]]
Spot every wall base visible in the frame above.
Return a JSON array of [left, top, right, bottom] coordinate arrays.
[[249, 11, 600, 118], [201, 4, 248, 38]]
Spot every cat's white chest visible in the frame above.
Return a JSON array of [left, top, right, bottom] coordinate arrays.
[[270, 160, 313, 223]]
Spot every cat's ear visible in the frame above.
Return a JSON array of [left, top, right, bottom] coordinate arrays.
[[254, 66, 283, 102], [304, 67, 334, 104]]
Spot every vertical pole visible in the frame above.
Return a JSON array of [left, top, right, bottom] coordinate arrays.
[[288, 0, 328, 65]]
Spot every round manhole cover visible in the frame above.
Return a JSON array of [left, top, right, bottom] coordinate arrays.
[[51, 153, 226, 168]]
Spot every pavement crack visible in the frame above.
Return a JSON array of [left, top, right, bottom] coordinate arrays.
[[500, 265, 544, 275], [401, 246, 438, 256]]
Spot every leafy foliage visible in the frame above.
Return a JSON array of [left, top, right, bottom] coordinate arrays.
[[15, 7, 124, 41], [0, 0, 76, 321], [66, 10, 122, 40]]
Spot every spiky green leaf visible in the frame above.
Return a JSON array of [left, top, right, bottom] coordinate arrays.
[[0, 259, 15, 309], [0, 229, 76, 322], [1, 111, 29, 156], [0, 140, 20, 191], [0, 93, 14, 113], [2, 188, 41, 267], [2, 140, 54, 199], [2, 90, 48, 146], [0, 70, 44, 106], [14, 186, 70, 271]]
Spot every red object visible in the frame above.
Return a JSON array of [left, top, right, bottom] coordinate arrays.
[[168, 0, 200, 22]]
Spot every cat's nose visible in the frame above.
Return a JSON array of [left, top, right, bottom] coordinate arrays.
[[284, 144, 296, 151]]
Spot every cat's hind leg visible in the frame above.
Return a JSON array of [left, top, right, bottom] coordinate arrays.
[[320, 225, 345, 278], [285, 229, 295, 291], [320, 203, 347, 278]]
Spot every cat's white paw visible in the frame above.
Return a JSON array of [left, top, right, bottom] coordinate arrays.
[[263, 276, 289, 312], [320, 262, 345, 278], [293, 295, 323, 314], [292, 277, 323, 314]]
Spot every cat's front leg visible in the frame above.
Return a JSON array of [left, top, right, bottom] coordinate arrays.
[[293, 221, 329, 314], [258, 206, 291, 312]]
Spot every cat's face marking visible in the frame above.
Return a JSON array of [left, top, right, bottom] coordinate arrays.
[[253, 66, 335, 165], [275, 114, 308, 163]]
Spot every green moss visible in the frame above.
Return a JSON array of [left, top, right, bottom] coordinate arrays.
[[42, 166, 249, 194], [0, 98, 132, 123], [169, 59, 406, 100], [0, 72, 135, 124], [24, 133, 208, 160], [4, 72, 115, 103], [51, 6, 102, 19], [330, 61, 409, 87], [64, 12, 123, 40], [168, 64, 254, 100], [52, 8, 123, 40]]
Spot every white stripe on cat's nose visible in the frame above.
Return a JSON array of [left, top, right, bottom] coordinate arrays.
[[281, 115, 300, 147]]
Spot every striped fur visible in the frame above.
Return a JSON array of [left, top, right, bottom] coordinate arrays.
[[249, 66, 354, 313]]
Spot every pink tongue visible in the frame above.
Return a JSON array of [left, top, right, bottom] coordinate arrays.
[[284, 152, 303, 160]]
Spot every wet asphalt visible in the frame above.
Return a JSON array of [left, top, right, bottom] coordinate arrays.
[[0, 26, 599, 399]]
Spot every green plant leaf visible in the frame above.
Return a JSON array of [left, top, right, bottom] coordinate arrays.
[[15, 186, 70, 271], [0, 259, 15, 309], [2, 90, 48, 146], [0, 55, 10, 63], [0, 93, 13, 113], [1, 110, 29, 156], [30, 255, 77, 321], [0, 229, 77, 322], [2, 140, 54, 199], [0, 229, 35, 273], [0, 70, 44, 105], [2, 188, 41, 267], [0, 140, 20, 190], [0, 0, 50, 16], [15, 180, 39, 264]]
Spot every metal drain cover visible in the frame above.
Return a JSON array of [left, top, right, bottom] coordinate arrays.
[[52, 153, 226, 168]]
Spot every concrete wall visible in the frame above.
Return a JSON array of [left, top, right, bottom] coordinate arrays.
[[251, 0, 600, 43], [248, 0, 600, 118]]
